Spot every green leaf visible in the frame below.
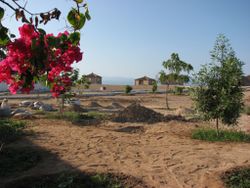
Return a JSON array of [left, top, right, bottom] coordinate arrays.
[[77, 13, 86, 30], [31, 39, 37, 50], [0, 27, 9, 45], [75, 0, 83, 3], [0, 49, 6, 59], [37, 28, 46, 36], [47, 36, 60, 47], [60, 33, 68, 42], [69, 32, 80, 46], [0, 7, 4, 20], [85, 9, 91, 21], [67, 9, 86, 30]]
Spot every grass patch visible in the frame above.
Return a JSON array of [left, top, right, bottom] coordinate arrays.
[[4, 171, 140, 188], [222, 166, 250, 188], [44, 111, 108, 122], [192, 128, 250, 142], [0, 147, 41, 177], [87, 111, 108, 120], [45, 111, 82, 122], [0, 119, 26, 144]]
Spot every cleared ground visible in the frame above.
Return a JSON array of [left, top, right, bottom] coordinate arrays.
[[1, 91, 250, 188]]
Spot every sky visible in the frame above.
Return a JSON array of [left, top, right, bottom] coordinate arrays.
[[2, 0, 250, 80]]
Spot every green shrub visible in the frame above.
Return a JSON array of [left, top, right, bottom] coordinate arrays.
[[152, 81, 158, 93], [222, 167, 250, 188], [174, 86, 184, 95], [125, 85, 133, 94], [0, 120, 25, 144], [192, 128, 250, 142], [87, 111, 108, 120], [192, 35, 244, 133]]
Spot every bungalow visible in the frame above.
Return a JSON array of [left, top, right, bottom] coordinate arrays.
[[134, 76, 156, 86], [86, 73, 102, 84]]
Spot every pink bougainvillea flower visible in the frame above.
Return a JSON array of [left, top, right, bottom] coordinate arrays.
[[0, 24, 83, 97]]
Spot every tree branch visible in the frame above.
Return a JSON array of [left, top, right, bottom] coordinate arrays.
[[0, 0, 16, 12], [11, 0, 33, 15], [0, 0, 58, 17], [11, 0, 58, 16]]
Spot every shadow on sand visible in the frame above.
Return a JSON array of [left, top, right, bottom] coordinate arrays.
[[0, 119, 148, 188]]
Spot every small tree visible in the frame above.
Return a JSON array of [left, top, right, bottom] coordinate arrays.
[[70, 68, 80, 86], [76, 75, 90, 95], [192, 34, 244, 134], [125, 85, 133, 94], [159, 53, 193, 109], [152, 81, 158, 93], [174, 86, 184, 95]]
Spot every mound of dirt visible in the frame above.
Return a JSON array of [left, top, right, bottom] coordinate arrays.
[[66, 104, 87, 112], [107, 102, 124, 109], [113, 103, 162, 123], [113, 103, 185, 123], [88, 101, 103, 108]]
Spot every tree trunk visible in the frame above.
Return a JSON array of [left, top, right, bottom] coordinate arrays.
[[216, 118, 219, 136], [60, 94, 65, 114], [37, 88, 40, 99], [165, 84, 170, 110]]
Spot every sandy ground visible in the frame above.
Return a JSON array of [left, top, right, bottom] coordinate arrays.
[[2, 92, 250, 188], [20, 119, 249, 188]]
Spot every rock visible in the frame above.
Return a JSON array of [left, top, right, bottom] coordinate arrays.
[[1, 98, 10, 109], [13, 111, 33, 119], [39, 104, 54, 112], [11, 108, 27, 116], [19, 101, 33, 107], [0, 108, 11, 117], [67, 99, 81, 106], [32, 101, 44, 109], [0, 98, 11, 117]]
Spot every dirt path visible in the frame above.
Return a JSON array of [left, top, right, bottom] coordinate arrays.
[[15, 119, 250, 188]]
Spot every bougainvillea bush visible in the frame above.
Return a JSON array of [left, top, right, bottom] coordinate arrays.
[[0, 24, 82, 97]]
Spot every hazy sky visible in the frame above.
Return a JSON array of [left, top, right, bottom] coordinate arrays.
[[2, 0, 250, 78]]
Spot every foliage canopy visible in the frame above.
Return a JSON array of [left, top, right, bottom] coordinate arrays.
[[192, 34, 244, 130]]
